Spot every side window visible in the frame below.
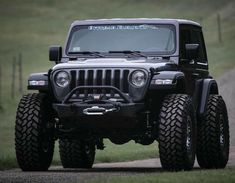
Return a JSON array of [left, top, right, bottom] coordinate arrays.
[[179, 29, 191, 59], [190, 30, 207, 63]]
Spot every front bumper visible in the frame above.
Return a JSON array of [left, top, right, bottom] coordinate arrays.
[[53, 102, 144, 118], [53, 86, 144, 119]]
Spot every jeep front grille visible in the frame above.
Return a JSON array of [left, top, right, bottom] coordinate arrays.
[[70, 69, 132, 98]]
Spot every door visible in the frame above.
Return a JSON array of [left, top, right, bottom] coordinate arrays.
[[179, 25, 209, 107]]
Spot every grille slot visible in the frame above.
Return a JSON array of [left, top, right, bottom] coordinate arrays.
[[70, 69, 131, 98]]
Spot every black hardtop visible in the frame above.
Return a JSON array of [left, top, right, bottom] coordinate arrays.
[[71, 18, 201, 27]]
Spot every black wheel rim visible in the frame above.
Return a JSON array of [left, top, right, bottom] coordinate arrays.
[[85, 144, 91, 155], [186, 115, 193, 158], [219, 114, 225, 150], [41, 122, 53, 153], [41, 128, 50, 153], [42, 141, 49, 153]]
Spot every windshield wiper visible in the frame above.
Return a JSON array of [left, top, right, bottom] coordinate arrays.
[[108, 50, 147, 58], [68, 51, 105, 58]]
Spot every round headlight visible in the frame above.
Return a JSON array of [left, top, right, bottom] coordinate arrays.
[[131, 70, 147, 87], [55, 71, 70, 87]]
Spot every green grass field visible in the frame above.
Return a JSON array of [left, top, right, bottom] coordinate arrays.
[[89, 169, 235, 183], [0, 0, 235, 170]]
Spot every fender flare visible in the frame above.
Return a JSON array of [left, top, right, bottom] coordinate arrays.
[[28, 72, 49, 91], [199, 79, 218, 116], [149, 71, 185, 90]]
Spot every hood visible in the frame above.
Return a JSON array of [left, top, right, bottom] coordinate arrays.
[[52, 57, 178, 72]]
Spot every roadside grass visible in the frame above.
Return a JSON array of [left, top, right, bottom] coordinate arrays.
[[0, 140, 158, 170], [0, 156, 18, 171], [88, 168, 235, 183], [52, 140, 158, 165], [0, 0, 235, 170], [95, 140, 158, 163]]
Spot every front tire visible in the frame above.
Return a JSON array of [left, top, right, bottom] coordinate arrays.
[[59, 139, 95, 168], [158, 94, 196, 171], [197, 95, 229, 169], [15, 93, 55, 171]]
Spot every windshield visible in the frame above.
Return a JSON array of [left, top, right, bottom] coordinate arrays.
[[67, 24, 176, 55]]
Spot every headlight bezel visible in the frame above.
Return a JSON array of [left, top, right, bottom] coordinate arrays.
[[54, 70, 71, 88], [129, 70, 147, 88]]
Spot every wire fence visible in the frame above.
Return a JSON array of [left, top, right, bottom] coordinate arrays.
[[197, 13, 224, 43], [0, 63, 2, 111], [10, 54, 23, 99]]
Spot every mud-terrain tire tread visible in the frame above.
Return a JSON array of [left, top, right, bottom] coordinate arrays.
[[197, 95, 229, 169], [59, 139, 95, 168], [158, 94, 196, 171], [15, 93, 55, 171]]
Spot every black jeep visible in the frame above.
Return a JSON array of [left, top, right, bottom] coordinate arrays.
[[15, 18, 229, 171]]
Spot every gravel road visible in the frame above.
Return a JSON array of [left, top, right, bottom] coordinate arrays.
[[0, 69, 235, 183]]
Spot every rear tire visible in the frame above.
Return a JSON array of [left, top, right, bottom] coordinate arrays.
[[197, 95, 229, 169], [15, 93, 55, 171], [59, 139, 95, 168], [158, 94, 196, 171]]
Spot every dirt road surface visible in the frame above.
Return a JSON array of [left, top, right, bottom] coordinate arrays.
[[0, 69, 235, 183], [217, 69, 235, 145], [0, 147, 235, 183]]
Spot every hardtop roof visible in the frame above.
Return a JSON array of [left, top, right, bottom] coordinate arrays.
[[71, 18, 201, 27]]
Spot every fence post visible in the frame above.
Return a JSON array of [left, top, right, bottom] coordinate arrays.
[[11, 57, 16, 98], [217, 14, 222, 43], [199, 17, 203, 25], [18, 53, 23, 94], [0, 64, 2, 110]]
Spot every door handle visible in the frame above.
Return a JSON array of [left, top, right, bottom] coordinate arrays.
[[189, 60, 195, 65], [192, 73, 200, 78]]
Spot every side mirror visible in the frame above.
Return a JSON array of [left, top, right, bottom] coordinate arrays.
[[185, 44, 199, 60], [49, 45, 62, 62]]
